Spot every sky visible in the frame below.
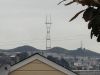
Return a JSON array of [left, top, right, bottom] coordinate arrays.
[[0, 0, 100, 53]]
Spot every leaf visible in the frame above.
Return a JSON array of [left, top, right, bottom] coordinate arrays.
[[57, 0, 66, 5], [90, 30, 93, 39], [64, 1, 75, 6], [69, 10, 85, 22], [88, 21, 93, 29], [97, 35, 100, 42]]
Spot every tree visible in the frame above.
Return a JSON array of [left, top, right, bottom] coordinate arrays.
[[58, 0, 100, 42], [47, 56, 71, 69], [60, 58, 71, 69], [47, 55, 60, 64], [17, 52, 28, 61]]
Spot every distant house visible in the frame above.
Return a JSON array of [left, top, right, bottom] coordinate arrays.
[[0, 64, 10, 75], [2, 53, 77, 75], [0, 55, 11, 75]]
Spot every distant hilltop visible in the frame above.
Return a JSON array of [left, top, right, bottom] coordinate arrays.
[[0, 45, 100, 58]]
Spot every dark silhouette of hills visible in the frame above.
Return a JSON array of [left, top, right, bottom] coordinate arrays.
[[45, 47, 69, 53], [0, 45, 38, 53], [46, 47, 100, 58], [9, 45, 38, 52], [67, 48, 100, 57], [0, 45, 100, 58]]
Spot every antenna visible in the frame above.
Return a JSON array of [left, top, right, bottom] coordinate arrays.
[[80, 41, 83, 50], [46, 15, 52, 50]]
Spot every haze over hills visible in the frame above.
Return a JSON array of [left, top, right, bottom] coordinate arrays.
[[0, 45, 100, 58]]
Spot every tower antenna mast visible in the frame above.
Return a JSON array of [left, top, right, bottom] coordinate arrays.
[[81, 41, 83, 50], [46, 16, 52, 50]]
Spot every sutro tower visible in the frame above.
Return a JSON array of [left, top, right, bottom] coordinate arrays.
[[46, 16, 52, 50]]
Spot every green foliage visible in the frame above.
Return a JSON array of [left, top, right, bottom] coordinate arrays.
[[58, 0, 100, 42], [47, 55, 71, 69]]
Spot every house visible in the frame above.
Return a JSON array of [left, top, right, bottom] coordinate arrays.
[[0, 55, 11, 75], [2, 53, 78, 75], [0, 64, 10, 75]]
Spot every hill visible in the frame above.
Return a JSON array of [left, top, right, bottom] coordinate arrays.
[[9, 45, 38, 52], [45, 47, 100, 58], [0, 45, 38, 53], [0, 45, 100, 58], [44, 47, 69, 53], [67, 48, 100, 57]]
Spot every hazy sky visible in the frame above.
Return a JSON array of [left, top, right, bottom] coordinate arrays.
[[0, 0, 100, 53]]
